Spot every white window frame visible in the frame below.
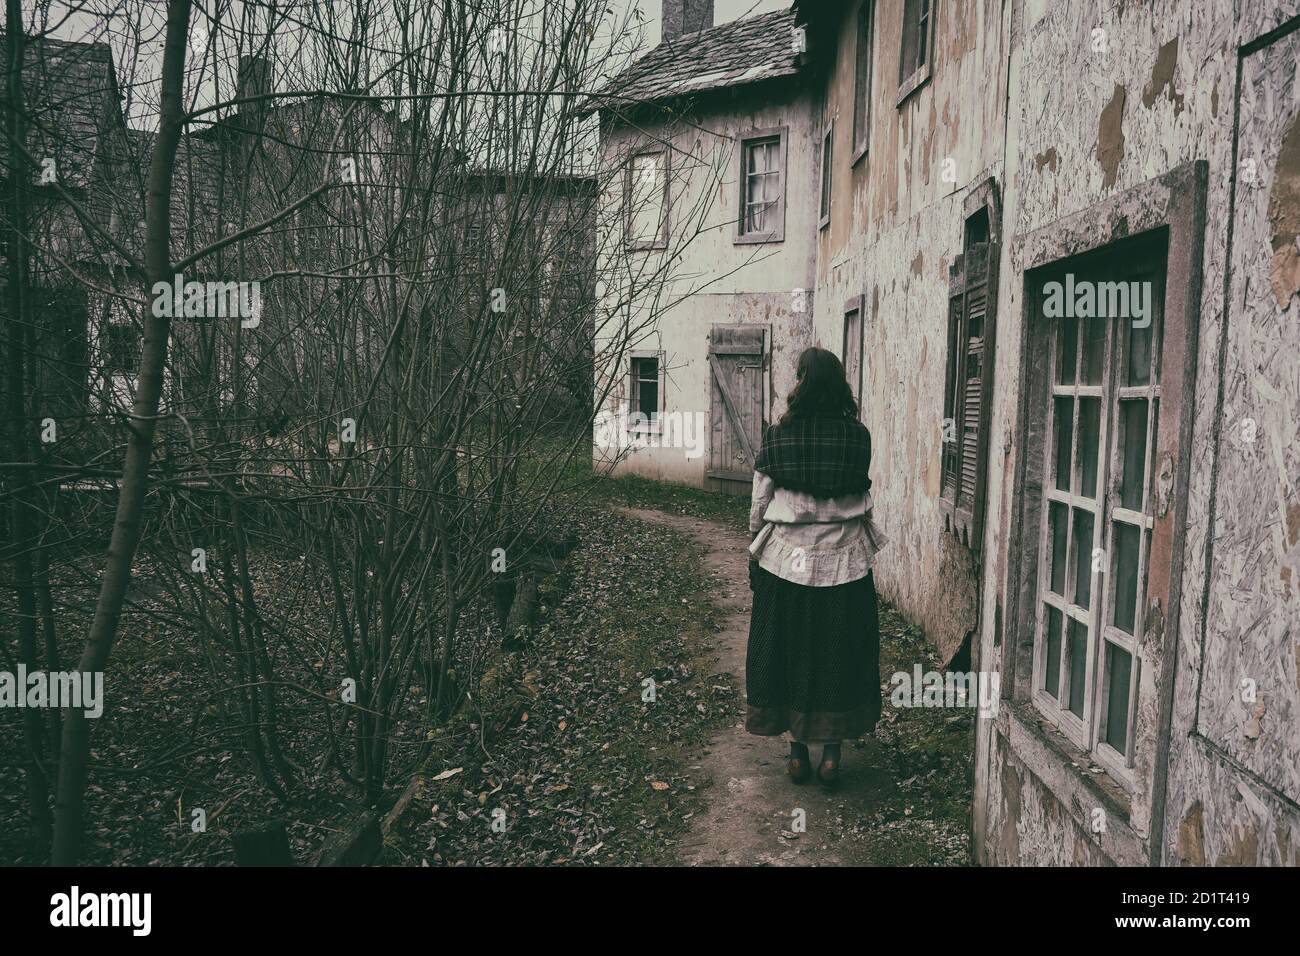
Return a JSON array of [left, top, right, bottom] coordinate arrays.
[[628, 349, 665, 433], [735, 126, 788, 244], [1029, 243, 1167, 788]]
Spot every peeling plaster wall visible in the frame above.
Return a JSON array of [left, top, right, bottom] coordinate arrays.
[[809, 0, 1010, 657], [974, 0, 1300, 866], [593, 86, 819, 486]]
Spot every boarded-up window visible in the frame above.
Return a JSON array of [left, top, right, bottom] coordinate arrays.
[[843, 295, 863, 407], [941, 200, 996, 551], [626, 149, 668, 250], [818, 122, 833, 228]]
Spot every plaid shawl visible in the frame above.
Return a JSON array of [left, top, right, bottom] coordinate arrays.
[[754, 416, 873, 498]]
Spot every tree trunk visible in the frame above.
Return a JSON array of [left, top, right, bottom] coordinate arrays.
[[50, 0, 193, 865], [4, 0, 53, 854]]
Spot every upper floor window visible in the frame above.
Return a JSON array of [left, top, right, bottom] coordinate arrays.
[[852, 1, 875, 163], [736, 127, 787, 243], [626, 149, 669, 250], [818, 121, 833, 229], [897, 0, 934, 105]]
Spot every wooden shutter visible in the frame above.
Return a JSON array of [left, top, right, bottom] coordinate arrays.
[[941, 237, 997, 552]]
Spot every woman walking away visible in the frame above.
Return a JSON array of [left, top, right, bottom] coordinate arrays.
[[745, 346, 888, 787]]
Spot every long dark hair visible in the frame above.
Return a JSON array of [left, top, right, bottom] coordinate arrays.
[[778, 346, 859, 426]]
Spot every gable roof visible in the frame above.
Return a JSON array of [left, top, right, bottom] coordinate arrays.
[[594, 9, 800, 116], [0, 33, 121, 188]]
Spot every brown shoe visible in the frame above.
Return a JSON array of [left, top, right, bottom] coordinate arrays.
[[788, 743, 812, 784], [817, 743, 841, 789], [816, 759, 839, 789]]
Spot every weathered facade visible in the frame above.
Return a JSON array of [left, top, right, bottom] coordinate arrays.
[[803, 0, 1300, 867], [592, 5, 820, 491], [599, 0, 1300, 865]]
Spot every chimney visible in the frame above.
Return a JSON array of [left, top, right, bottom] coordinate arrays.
[[662, 0, 714, 42], [236, 56, 272, 131]]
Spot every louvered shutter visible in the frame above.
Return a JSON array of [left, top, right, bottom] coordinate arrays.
[[941, 238, 997, 552]]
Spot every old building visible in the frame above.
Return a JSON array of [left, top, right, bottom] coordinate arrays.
[[4, 39, 596, 450], [591, 1, 819, 492], [597, 0, 1300, 865]]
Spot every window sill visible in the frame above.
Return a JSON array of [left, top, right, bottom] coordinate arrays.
[[818, 214, 830, 231], [895, 64, 931, 108], [1000, 697, 1151, 862], [735, 232, 783, 245], [1012, 693, 1135, 816], [851, 142, 870, 169], [625, 241, 667, 252]]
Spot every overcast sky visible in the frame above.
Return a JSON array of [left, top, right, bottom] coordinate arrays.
[[32, 0, 793, 129], [624, 0, 791, 48]]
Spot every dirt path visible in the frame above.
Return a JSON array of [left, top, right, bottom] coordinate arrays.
[[614, 507, 898, 866]]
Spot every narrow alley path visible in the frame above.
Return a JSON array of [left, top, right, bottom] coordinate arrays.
[[613, 507, 907, 866]]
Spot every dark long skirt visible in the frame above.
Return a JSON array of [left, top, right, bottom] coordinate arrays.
[[745, 566, 881, 743]]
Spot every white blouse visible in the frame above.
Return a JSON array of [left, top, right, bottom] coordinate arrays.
[[748, 470, 889, 587]]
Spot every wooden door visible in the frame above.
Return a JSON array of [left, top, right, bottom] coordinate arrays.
[[705, 324, 766, 494]]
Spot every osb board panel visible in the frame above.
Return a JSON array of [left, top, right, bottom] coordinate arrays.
[[1165, 736, 1300, 866], [980, 724, 1114, 866], [1193, 28, 1300, 804], [996, 0, 1300, 866]]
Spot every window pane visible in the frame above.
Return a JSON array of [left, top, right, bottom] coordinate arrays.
[[1049, 502, 1067, 595], [1072, 508, 1094, 610], [1066, 618, 1087, 718], [639, 381, 658, 420], [1104, 643, 1133, 755], [1126, 316, 1152, 386], [1053, 397, 1073, 492], [1056, 315, 1078, 385], [1081, 315, 1106, 384], [1043, 605, 1062, 699], [633, 359, 658, 421], [1077, 397, 1101, 499], [1119, 399, 1148, 511], [1113, 521, 1141, 634]]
